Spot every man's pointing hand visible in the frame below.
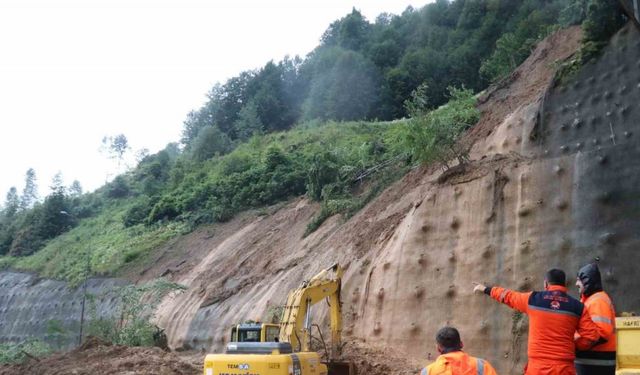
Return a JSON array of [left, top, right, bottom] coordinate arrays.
[[473, 282, 487, 295]]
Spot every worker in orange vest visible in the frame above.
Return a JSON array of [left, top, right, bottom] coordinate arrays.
[[420, 326, 498, 375], [575, 263, 616, 375], [474, 268, 601, 375]]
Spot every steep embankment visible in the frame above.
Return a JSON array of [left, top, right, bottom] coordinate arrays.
[[130, 24, 640, 375]]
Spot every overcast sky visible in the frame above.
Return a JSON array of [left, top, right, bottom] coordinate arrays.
[[0, 0, 427, 201]]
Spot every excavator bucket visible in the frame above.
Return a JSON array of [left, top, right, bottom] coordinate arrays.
[[326, 361, 356, 375]]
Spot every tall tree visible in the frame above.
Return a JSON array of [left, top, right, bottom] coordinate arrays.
[[252, 61, 295, 132], [102, 134, 130, 170], [20, 168, 38, 210], [303, 48, 382, 121], [2, 187, 19, 218], [69, 180, 83, 197], [321, 8, 371, 51], [190, 125, 232, 162], [234, 100, 264, 141], [50, 172, 65, 195], [38, 180, 72, 241]]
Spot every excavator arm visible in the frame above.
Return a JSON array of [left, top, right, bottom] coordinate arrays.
[[279, 264, 343, 360], [203, 264, 354, 375]]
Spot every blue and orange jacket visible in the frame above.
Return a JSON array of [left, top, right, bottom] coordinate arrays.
[[487, 284, 600, 363], [421, 350, 498, 375]]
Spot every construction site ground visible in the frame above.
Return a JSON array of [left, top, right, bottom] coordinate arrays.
[[0, 336, 421, 375]]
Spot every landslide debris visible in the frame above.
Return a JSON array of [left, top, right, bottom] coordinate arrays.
[[341, 339, 424, 375], [0, 337, 199, 375]]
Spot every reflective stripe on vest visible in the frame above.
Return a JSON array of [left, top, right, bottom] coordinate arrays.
[[528, 304, 580, 317], [587, 293, 614, 310], [476, 358, 484, 375], [421, 368, 428, 375], [591, 315, 612, 324], [574, 358, 616, 366]]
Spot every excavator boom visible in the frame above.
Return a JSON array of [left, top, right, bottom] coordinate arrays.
[[279, 264, 343, 359]]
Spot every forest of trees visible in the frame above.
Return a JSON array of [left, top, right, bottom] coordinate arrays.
[[181, 0, 581, 154], [0, 0, 627, 259]]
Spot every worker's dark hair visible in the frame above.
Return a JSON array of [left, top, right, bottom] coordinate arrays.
[[545, 268, 566, 285], [436, 326, 462, 351]]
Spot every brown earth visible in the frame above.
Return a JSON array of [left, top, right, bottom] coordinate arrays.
[[0, 337, 201, 375], [340, 339, 424, 375], [0, 338, 421, 375]]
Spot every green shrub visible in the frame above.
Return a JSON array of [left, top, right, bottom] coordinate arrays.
[[306, 151, 340, 201], [105, 176, 131, 199], [147, 195, 180, 223], [579, 0, 625, 63], [122, 197, 154, 228], [304, 165, 406, 236], [45, 319, 68, 349], [554, 0, 625, 87], [399, 86, 479, 168], [0, 339, 51, 364], [190, 125, 232, 161], [582, 0, 625, 47], [559, 0, 588, 26], [86, 278, 186, 347], [480, 9, 561, 82]]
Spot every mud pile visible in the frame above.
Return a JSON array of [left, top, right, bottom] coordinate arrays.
[[0, 337, 200, 375]]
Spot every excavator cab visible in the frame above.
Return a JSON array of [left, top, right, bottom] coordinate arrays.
[[230, 322, 280, 343]]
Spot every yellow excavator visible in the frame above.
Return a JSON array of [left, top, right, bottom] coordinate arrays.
[[203, 264, 355, 375]]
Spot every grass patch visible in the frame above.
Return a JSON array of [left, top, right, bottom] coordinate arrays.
[[10, 203, 187, 286], [0, 339, 51, 364]]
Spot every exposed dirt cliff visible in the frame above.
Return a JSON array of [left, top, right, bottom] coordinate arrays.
[[123, 25, 637, 375]]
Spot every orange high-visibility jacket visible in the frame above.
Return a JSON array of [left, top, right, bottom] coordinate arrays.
[[575, 291, 616, 366], [488, 285, 600, 364], [421, 350, 498, 375]]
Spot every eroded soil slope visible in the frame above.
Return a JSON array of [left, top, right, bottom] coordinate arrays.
[[130, 26, 594, 375]]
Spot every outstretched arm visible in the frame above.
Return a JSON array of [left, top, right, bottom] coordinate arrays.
[[474, 282, 530, 313]]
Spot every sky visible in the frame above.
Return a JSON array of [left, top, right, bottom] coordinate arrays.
[[0, 0, 428, 202]]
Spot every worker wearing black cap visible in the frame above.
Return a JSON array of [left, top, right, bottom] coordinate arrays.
[[575, 262, 616, 375]]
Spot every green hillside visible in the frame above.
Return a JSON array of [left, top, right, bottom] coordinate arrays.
[[0, 0, 626, 284]]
